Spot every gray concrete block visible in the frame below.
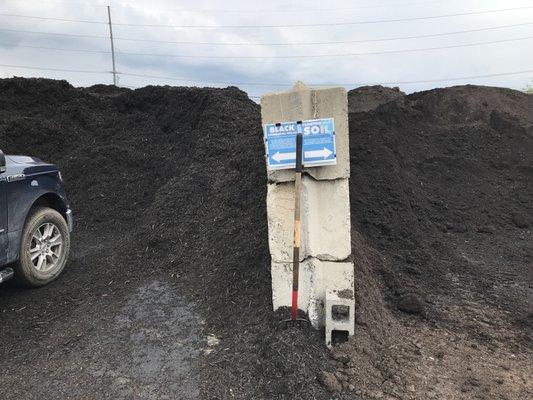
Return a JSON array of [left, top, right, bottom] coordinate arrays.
[[261, 82, 350, 182], [325, 289, 355, 348], [267, 177, 351, 263]]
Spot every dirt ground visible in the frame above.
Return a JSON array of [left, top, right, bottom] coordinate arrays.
[[0, 78, 531, 399]]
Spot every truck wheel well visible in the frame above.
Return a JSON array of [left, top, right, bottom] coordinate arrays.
[[30, 193, 68, 221]]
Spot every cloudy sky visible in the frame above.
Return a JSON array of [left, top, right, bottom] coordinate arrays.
[[0, 0, 532, 97]]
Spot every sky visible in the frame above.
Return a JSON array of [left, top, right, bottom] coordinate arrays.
[[0, 0, 532, 98]]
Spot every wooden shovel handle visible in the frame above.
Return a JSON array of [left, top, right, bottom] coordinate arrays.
[[291, 132, 303, 320]]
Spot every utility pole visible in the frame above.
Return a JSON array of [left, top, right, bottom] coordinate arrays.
[[107, 5, 117, 86]]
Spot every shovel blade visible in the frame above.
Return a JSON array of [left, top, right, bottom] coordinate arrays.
[[280, 318, 311, 331]]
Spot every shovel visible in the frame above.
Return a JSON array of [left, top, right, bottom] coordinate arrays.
[[282, 129, 310, 329]]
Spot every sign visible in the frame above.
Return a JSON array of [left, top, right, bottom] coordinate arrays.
[[264, 118, 336, 170]]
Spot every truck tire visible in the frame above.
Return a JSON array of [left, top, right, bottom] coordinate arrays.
[[13, 207, 70, 287]]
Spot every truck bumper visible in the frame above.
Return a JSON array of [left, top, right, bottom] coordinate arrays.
[[66, 209, 74, 232]]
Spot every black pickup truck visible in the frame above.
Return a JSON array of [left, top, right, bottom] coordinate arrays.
[[0, 149, 73, 287]]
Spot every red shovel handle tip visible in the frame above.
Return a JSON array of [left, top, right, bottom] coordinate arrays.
[[291, 290, 298, 320]]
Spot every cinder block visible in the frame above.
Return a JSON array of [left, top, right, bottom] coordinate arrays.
[[267, 177, 351, 263], [325, 289, 355, 348], [271, 259, 354, 328], [261, 82, 350, 182]]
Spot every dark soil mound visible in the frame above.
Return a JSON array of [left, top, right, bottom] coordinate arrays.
[[0, 77, 334, 399], [1, 77, 531, 399], [348, 85, 532, 323], [407, 84, 533, 125], [348, 85, 404, 113], [346, 85, 532, 398]]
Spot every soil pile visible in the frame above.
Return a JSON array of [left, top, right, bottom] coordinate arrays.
[[348, 85, 532, 319], [0, 77, 531, 399], [0, 78, 334, 399], [348, 85, 405, 113], [346, 84, 532, 399]]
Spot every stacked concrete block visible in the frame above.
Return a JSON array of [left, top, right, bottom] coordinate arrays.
[[261, 82, 355, 342]]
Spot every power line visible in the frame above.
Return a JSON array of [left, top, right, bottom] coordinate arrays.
[[2, 43, 108, 55], [0, 63, 108, 74], [118, 72, 284, 87], [3, 36, 532, 60], [0, 28, 107, 40], [0, 0, 460, 13], [119, 70, 533, 87], [2, 63, 531, 88], [114, 7, 533, 29], [0, 13, 106, 24], [1, 22, 531, 46], [119, 37, 533, 59], [1, 6, 532, 29], [355, 70, 533, 85]]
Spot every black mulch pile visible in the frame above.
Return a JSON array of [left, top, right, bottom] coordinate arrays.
[[348, 85, 532, 328], [0, 77, 531, 399]]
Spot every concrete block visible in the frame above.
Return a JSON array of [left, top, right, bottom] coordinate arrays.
[[325, 289, 355, 348], [271, 259, 354, 328], [261, 82, 350, 182], [267, 177, 351, 263], [261, 81, 313, 125], [324, 262, 355, 296], [263, 81, 354, 337]]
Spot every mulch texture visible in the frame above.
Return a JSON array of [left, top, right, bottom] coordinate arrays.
[[0, 78, 531, 399]]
